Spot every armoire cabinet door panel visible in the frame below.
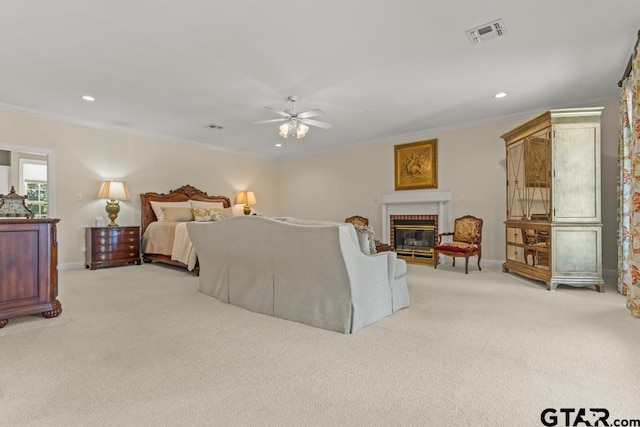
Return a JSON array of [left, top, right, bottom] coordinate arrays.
[[553, 228, 601, 275], [553, 126, 600, 221]]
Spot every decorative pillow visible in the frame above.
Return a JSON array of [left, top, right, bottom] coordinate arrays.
[[150, 201, 192, 221], [353, 224, 377, 255], [190, 200, 225, 211], [161, 207, 194, 222], [192, 207, 225, 222]]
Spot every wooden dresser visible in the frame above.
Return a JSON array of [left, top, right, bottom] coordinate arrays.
[[0, 219, 62, 328], [85, 226, 141, 270]]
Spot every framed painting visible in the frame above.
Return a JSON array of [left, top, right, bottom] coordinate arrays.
[[394, 139, 437, 190]]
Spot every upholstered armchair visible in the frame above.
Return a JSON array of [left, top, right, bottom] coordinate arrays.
[[433, 215, 483, 274], [345, 215, 376, 254], [345, 215, 369, 226]]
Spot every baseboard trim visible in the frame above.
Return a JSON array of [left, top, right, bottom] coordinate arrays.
[[434, 258, 618, 278], [433, 258, 503, 268], [58, 262, 85, 271]]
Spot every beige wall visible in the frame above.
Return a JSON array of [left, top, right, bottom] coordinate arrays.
[[0, 109, 279, 266], [0, 101, 619, 270], [277, 101, 619, 271]]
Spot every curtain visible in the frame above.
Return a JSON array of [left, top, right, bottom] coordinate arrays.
[[619, 44, 640, 317], [618, 78, 632, 295]]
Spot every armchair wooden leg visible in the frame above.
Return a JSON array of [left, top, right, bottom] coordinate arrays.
[[433, 252, 438, 269], [464, 255, 469, 274]]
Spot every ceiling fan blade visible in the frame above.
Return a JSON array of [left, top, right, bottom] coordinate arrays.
[[265, 106, 291, 118], [299, 118, 332, 129], [297, 109, 325, 119], [253, 118, 288, 125]]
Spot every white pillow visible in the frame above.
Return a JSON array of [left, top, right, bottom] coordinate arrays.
[[190, 200, 225, 211], [150, 201, 192, 221], [161, 207, 194, 222]]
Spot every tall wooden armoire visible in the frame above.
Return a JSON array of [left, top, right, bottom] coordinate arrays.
[[501, 108, 604, 292]]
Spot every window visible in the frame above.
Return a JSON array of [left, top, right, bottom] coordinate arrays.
[[20, 159, 48, 219]]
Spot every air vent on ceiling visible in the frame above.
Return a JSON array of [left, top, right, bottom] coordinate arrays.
[[466, 19, 507, 45], [206, 124, 223, 130]]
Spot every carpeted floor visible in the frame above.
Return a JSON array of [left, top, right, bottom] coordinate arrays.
[[1, 262, 638, 426]]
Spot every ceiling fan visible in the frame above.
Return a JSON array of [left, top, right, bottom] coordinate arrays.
[[254, 95, 332, 139]]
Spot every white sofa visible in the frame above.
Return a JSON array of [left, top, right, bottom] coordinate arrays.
[[186, 216, 409, 333]]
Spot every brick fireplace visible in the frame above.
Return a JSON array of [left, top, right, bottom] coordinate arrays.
[[381, 190, 452, 264], [391, 215, 438, 264]]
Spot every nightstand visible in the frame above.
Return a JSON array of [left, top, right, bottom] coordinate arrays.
[[85, 226, 141, 270], [375, 243, 392, 253]]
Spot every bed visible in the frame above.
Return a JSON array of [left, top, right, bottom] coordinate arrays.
[[140, 184, 231, 272]]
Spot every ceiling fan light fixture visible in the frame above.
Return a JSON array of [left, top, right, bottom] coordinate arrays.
[[259, 95, 331, 138], [296, 123, 309, 139], [279, 122, 291, 138], [279, 121, 309, 139]]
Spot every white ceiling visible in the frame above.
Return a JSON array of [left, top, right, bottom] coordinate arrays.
[[1, 1, 638, 160]]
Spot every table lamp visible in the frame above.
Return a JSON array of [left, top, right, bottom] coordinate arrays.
[[98, 180, 130, 226], [235, 191, 256, 215]]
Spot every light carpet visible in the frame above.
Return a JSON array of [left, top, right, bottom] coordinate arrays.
[[1, 263, 638, 427]]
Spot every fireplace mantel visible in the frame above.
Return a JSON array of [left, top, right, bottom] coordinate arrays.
[[380, 190, 452, 243]]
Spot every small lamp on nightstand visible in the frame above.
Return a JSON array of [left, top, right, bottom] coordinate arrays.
[[98, 180, 130, 226], [235, 191, 257, 215]]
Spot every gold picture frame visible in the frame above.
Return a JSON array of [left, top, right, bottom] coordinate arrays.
[[394, 139, 437, 190]]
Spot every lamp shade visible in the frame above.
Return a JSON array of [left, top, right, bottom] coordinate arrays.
[[279, 121, 309, 139], [235, 191, 256, 206], [98, 181, 130, 200]]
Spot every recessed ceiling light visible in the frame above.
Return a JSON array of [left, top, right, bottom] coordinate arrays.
[[494, 92, 508, 99], [365, 108, 376, 113], [275, 143, 282, 148], [82, 95, 95, 102]]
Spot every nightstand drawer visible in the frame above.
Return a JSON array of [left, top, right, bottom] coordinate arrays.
[[90, 227, 139, 238], [92, 243, 139, 253], [92, 235, 139, 245], [94, 250, 140, 262], [85, 226, 141, 270]]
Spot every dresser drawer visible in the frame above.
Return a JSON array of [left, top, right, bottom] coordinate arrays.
[[90, 227, 139, 238], [91, 235, 139, 246], [92, 242, 140, 253], [93, 250, 140, 262]]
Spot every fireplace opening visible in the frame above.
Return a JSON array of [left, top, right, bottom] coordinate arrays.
[[393, 219, 436, 264]]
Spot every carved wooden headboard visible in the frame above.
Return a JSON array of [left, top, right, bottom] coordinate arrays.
[[139, 184, 231, 234]]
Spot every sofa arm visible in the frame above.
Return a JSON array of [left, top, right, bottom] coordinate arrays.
[[384, 251, 409, 312]]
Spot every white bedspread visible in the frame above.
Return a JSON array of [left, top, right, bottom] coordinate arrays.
[[171, 222, 197, 271], [142, 221, 198, 271]]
